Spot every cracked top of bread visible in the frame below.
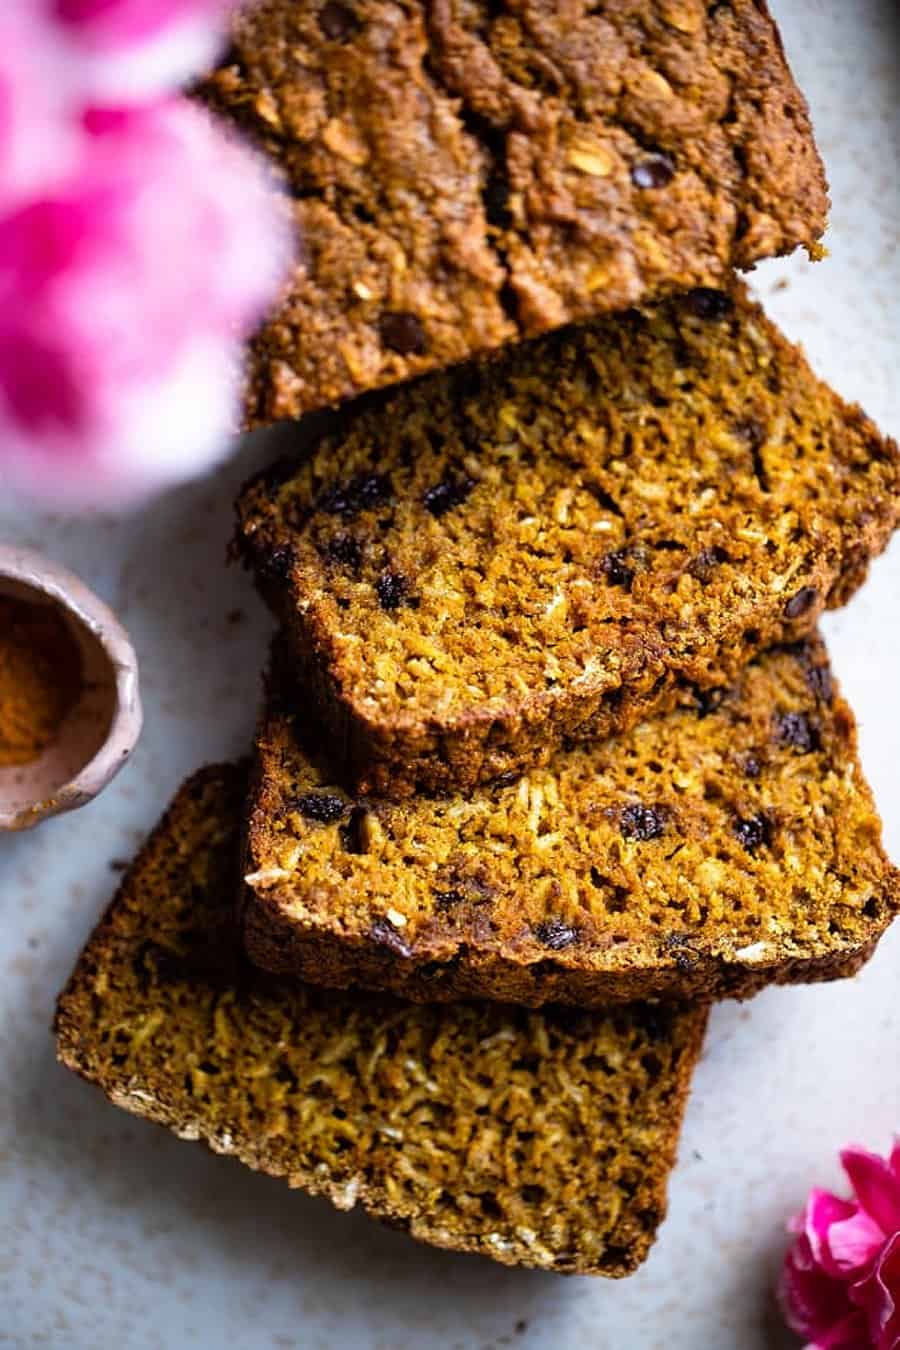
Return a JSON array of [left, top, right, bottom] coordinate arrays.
[[197, 0, 828, 425], [235, 284, 899, 798], [55, 763, 707, 1278], [242, 637, 899, 1006]]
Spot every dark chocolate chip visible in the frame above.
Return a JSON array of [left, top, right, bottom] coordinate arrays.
[[318, 472, 392, 519], [370, 918, 412, 958], [318, 2, 359, 39], [687, 545, 729, 583], [664, 934, 699, 972], [319, 533, 362, 570], [739, 752, 762, 778], [484, 173, 513, 229], [340, 805, 369, 854], [776, 710, 818, 753], [686, 288, 733, 320], [693, 685, 725, 718], [805, 661, 834, 704], [620, 803, 666, 841], [601, 549, 635, 591], [784, 587, 819, 620], [422, 473, 475, 518], [259, 544, 296, 581], [535, 920, 579, 951], [433, 887, 465, 911], [631, 155, 674, 189], [379, 311, 428, 356], [294, 792, 347, 823], [733, 813, 772, 852], [376, 570, 409, 611]]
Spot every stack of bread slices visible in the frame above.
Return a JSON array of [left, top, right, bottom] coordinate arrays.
[[56, 0, 900, 1279]]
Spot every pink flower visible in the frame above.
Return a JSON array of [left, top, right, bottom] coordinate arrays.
[[45, 0, 234, 99], [780, 1143, 900, 1349], [0, 100, 290, 507], [0, 10, 77, 207]]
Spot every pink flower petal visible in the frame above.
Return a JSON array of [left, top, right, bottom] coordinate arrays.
[[47, 0, 234, 99], [0, 97, 290, 508], [780, 1240, 862, 1342], [828, 1211, 888, 1280], [805, 1191, 861, 1275], [853, 1232, 900, 1350], [843, 1149, 900, 1237]]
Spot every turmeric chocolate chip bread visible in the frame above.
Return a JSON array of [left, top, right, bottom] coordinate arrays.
[[55, 765, 708, 1278], [198, 0, 827, 424], [242, 638, 899, 1007], [235, 284, 900, 798]]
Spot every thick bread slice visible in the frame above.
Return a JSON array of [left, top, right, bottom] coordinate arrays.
[[55, 765, 708, 1277], [242, 637, 899, 1006], [235, 285, 899, 799]]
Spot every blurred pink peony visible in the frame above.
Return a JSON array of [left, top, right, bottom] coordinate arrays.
[[0, 100, 290, 507], [0, 11, 77, 207], [781, 1143, 900, 1350], [46, 0, 235, 99]]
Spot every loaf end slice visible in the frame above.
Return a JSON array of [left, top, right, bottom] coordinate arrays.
[[199, 0, 827, 425], [236, 284, 900, 798], [242, 637, 899, 1007], [55, 764, 708, 1277]]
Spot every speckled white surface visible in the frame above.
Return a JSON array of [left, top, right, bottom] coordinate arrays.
[[2, 4, 899, 1346]]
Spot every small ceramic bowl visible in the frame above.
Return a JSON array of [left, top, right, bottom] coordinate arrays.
[[0, 545, 142, 832]]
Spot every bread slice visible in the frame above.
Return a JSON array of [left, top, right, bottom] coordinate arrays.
[[235, 284, 900, 798], [199, 0, 827, 425], [242, 637, 899, 1007], [55, 765, 707, 1278]]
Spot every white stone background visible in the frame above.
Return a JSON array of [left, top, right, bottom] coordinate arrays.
[[1, 2, 899, 1345]]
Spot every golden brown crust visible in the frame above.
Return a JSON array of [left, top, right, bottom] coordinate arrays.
[[197, 0, 828, 425], [55, 765, 708, 1277], [235, 285, 900, 799], [241, 638, 900, 1007]]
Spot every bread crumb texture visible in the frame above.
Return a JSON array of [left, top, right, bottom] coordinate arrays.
[[236, 284, 899, 797], [197, 0, 828, 423], [55, 765, 707, 1276], [244, 638, 899, 1005]]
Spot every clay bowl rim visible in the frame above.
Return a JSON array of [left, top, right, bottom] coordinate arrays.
[[0, 543, 143, 831]]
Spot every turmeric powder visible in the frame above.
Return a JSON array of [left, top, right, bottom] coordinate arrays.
[[0, 595, 83, 767]]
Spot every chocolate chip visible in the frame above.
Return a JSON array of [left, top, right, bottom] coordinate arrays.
[[484, 173, 513, 229], [294, 792, 347, 823], [784, 587, 818, 620], [318, 2, 358, 39], [739, 752, 762, 778], [370, 918, 412, 958], [379, 312, 428, 356], [535, 920, 579, 951], [805, 661, 834, 704], [686, 288, 733, 320], [733, 813, 771, 852], [376, 570, 409, 610], [776, 711, 818, 753], [631, 155, 674, 189], [687, 545, 729, 583], [340, 805, 368, 854], [620, 803, 666, 841], [433, 887, 465, 911], [422, 473, 475, 518], [601, 549, 635, 591], [664, 933, 699, 972], [259, 544, 295, 581], [319, 533, 361, 570], [318, 472, 392, 519], [693, 685, 725, 718]]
